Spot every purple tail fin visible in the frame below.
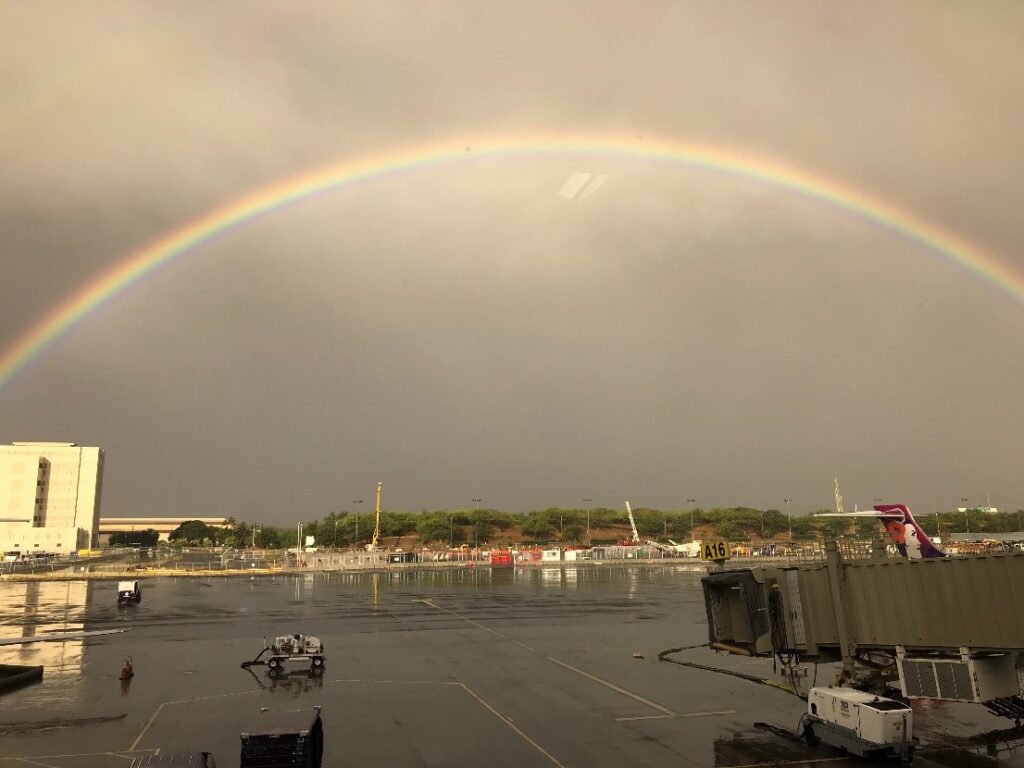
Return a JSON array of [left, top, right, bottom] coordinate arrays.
[[874, 504, 946, 559]]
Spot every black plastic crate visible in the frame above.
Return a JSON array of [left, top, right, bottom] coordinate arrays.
[[239, 707, 323, 768]]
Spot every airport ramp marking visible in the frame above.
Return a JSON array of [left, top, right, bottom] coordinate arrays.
[[725, 758, 851, 768], [416, 598, 677, 717], [457, 682, 565, 767], [615, 709, 736, 722], [12, 759, 61, 768], [326, 676, 564, 766], [0, 751, 157, 763], [128, 689, 258, 751]]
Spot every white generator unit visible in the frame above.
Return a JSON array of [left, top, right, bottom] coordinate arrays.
[[805, 687, 916, 764]]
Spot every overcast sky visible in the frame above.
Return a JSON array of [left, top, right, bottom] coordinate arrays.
[[2, 2, 1023, 522]]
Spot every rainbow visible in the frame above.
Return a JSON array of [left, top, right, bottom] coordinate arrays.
[[2, 132, 1021, 389]]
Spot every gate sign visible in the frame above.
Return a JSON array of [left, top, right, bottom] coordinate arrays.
[[701, 540, 730, 561]]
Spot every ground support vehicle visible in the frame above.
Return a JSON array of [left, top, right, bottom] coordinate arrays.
[[117, 580, 142, 606], [804, 687, 916, 764], [242, 633, 326, 676]]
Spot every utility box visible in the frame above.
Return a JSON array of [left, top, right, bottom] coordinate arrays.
[[239, 707, 323, 768], [897, 650, 1020, 702], [806, 687, 915, 762]]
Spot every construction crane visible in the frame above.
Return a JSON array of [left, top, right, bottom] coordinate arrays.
[[366, 482, 382, 551], [619, 501, 641, 546]]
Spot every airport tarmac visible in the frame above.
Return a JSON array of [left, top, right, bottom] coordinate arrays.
[[1, 567, 1022, 767]]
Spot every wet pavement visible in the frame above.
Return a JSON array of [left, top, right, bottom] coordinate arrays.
[[1, 567, 1022, 767]]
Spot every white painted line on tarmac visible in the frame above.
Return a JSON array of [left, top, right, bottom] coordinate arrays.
[[128, 702, 167, 752], [419, 597, 677, 716], [543, 654, 675, 715], [0, 751, 156, 762], [129, 690, 257, 751], [13, 758, 61, 768], [326, 671, 565, 766], [615, 708, 736, 722], [457, 682, 565, 767]]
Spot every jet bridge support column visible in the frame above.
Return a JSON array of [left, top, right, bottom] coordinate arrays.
[[824, 535, 857, 675]]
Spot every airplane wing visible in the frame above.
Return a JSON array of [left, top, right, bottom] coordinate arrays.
[[814, 511, 900, 518], [0, 628, 132, 646]]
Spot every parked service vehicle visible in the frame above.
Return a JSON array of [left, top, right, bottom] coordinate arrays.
[[117, 580, 142, 606], [804, 687, 916, 764], [267, 634, 325, 674]]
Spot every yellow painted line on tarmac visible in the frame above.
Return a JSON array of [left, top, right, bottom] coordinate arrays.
[[457, 682, 565, 767], [13, 759, 61, 768], [417, 598, 678, 716]]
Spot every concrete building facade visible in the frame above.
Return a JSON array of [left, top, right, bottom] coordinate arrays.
[[0, 442, 104, 554]]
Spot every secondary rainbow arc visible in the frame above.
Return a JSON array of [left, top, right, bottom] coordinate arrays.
[[1, 132, 1021, 390]]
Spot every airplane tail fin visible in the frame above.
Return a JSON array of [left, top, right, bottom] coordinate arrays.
[[872, 504, 945, 559], [814, 503, 946, 559]]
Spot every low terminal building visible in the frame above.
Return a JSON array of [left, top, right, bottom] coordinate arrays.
[[98, 517, 231, 543], [0, 442, 104, 555]]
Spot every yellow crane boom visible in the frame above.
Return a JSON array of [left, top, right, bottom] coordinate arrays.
[[370, 481, 382, 549]]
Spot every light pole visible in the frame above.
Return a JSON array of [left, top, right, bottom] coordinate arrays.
[[961, 498, 969, 535], [448, 509, 453, 548], [760, 510, 764, 540], [583, 498, 592, 545], [687, 499, 696, 541], [334, 519, 339, 548], [472, 499, 482, 548], [353, 500, 363, 548], [784, 499, 791, 541]]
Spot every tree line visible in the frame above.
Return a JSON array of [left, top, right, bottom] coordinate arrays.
[[110, 506, 1024, 548]]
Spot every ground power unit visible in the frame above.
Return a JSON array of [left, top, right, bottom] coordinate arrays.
[[805, 687, 916, 764]]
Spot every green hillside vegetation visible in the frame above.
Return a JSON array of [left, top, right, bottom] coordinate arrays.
[[144, 507, 1024, 550]]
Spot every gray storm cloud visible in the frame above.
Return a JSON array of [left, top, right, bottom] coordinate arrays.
[[1, 2, 1022, 520]]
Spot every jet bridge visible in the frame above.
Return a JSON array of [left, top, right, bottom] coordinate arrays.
[[702, 540, 1024, 714]]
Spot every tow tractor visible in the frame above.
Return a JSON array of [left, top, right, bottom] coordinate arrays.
[[242, 634, 326, 676], [117, 580, 142, 606]]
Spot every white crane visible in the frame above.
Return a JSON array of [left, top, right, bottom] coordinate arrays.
[[624, 501, 640, 545]]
